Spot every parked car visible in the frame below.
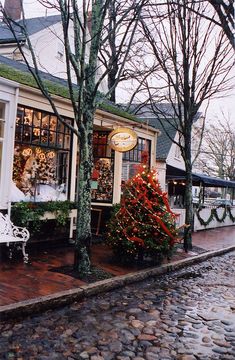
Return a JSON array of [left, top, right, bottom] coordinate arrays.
[[211, 199, 232, 207]]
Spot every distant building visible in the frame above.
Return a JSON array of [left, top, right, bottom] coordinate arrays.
[[0, 0, 107, 92]]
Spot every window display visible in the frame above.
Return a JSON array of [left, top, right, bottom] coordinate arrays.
[[91, 131, 114, 203], [12, 106, 72, 202]]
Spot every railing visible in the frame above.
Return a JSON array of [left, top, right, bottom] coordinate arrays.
[[172, 206, 235, 232], [194, 205, 235, 231]]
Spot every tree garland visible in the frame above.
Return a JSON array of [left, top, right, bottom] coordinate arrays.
[[196, 206, 235, 226]]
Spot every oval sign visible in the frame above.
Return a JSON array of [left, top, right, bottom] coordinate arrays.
[[108, 127, 138, 152]]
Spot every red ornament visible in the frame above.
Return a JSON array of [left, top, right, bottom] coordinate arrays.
[[92, 169, 100, 180]]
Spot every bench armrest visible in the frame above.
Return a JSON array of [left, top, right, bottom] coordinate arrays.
[[11, 226, 30, 242]]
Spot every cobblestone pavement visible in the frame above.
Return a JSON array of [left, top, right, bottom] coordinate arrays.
[[0, 251, 235, 360]]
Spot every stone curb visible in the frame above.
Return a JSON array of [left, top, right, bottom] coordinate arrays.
[[0, 245, 234, 321]]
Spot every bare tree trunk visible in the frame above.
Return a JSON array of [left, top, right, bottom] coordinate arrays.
[[74, 107, 94, 275], [184, 162, 193, 252]]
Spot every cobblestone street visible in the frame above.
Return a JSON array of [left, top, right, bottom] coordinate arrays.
[[0, 250, 235, 360]]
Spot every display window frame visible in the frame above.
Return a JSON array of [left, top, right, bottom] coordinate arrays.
[[91, 131, 115, 204], [13, 105, 74, 201]]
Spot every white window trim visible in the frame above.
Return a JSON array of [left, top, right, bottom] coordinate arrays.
[[0, 78, 19, 211]]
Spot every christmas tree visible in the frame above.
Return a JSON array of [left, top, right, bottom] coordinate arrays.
[[106, 164, 179, 263]]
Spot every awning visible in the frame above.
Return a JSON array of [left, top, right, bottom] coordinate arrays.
[[166, 165, 235, 188]]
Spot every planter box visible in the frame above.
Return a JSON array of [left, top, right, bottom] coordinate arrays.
[[28, 218, 70, 243]]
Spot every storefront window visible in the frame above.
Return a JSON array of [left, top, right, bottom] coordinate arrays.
[[91, 131, 114, 203], [122, 138, 151, 182], [12, 105, 73, 202]]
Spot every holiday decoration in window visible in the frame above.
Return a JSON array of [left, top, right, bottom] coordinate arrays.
[[91, 131, 114, 203], [12, 106, 73, 202]]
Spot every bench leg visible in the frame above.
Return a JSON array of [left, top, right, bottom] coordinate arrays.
[[22, 243, 29, 264], [9, 247, 13, 260], [6, 243, 13, 259]]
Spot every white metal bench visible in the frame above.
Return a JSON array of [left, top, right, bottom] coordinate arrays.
[[0, 213, 30, 263]]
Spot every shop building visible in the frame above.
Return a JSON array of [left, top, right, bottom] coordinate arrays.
[[0, 56, 159, 240]]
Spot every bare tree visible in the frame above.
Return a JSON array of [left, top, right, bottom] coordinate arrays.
[[98, 0, 150, 103], [194, 114, 235, 181], [181, 1, 234, 49], [124, 0, 234, 251], [208, 0, 234, 49], [0, 0, 145, 275]]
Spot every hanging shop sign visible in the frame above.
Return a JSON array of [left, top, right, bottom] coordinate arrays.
[[108, 127, 138, 152]]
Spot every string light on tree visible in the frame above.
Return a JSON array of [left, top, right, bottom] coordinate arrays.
[[106, 163, 179, 263]]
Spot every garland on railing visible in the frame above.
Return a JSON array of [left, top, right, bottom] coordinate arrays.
[[196, 206, 235, 227], [213, 207, 227, 223], [196, 208, 214, 226], [228, 207, 235, 222]]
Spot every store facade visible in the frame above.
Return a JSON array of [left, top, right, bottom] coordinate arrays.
[[0, 76, 158, 239]]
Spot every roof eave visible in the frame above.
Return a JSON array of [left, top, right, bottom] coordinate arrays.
[[0, 36, 26, 44]]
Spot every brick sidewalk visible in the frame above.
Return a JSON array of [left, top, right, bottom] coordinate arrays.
[[0, 226, 234, 308]]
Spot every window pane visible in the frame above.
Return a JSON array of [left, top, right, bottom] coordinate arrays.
[[50, 116, 57, 130], [0, 120, 4, 138], [33, 111, 41, 127], [121, 161, 139, 182], [64, 134, 70, 150], [57, 121, 64, 132], [24, 108, 33, 124], [93, 131, 111, 158], [32, 127, 40, 144], [122, 138, 151, 183], [0, 102, 5, 119], [15, 108, 24, 142], [57, 133, 64, 148]]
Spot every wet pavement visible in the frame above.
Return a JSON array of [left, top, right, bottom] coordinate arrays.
[[1, 226, 235, 307], [0, 251, 234, 359]]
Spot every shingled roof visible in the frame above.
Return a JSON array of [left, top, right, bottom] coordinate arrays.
[[0, 15, 61, 44], [122, 103, 178, 161], [0, 54, 69, 87], [0, 55, 148, 124], [148, 118, 177, 161]]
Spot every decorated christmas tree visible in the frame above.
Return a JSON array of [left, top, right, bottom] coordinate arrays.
[[106, 164, 179, 263]]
